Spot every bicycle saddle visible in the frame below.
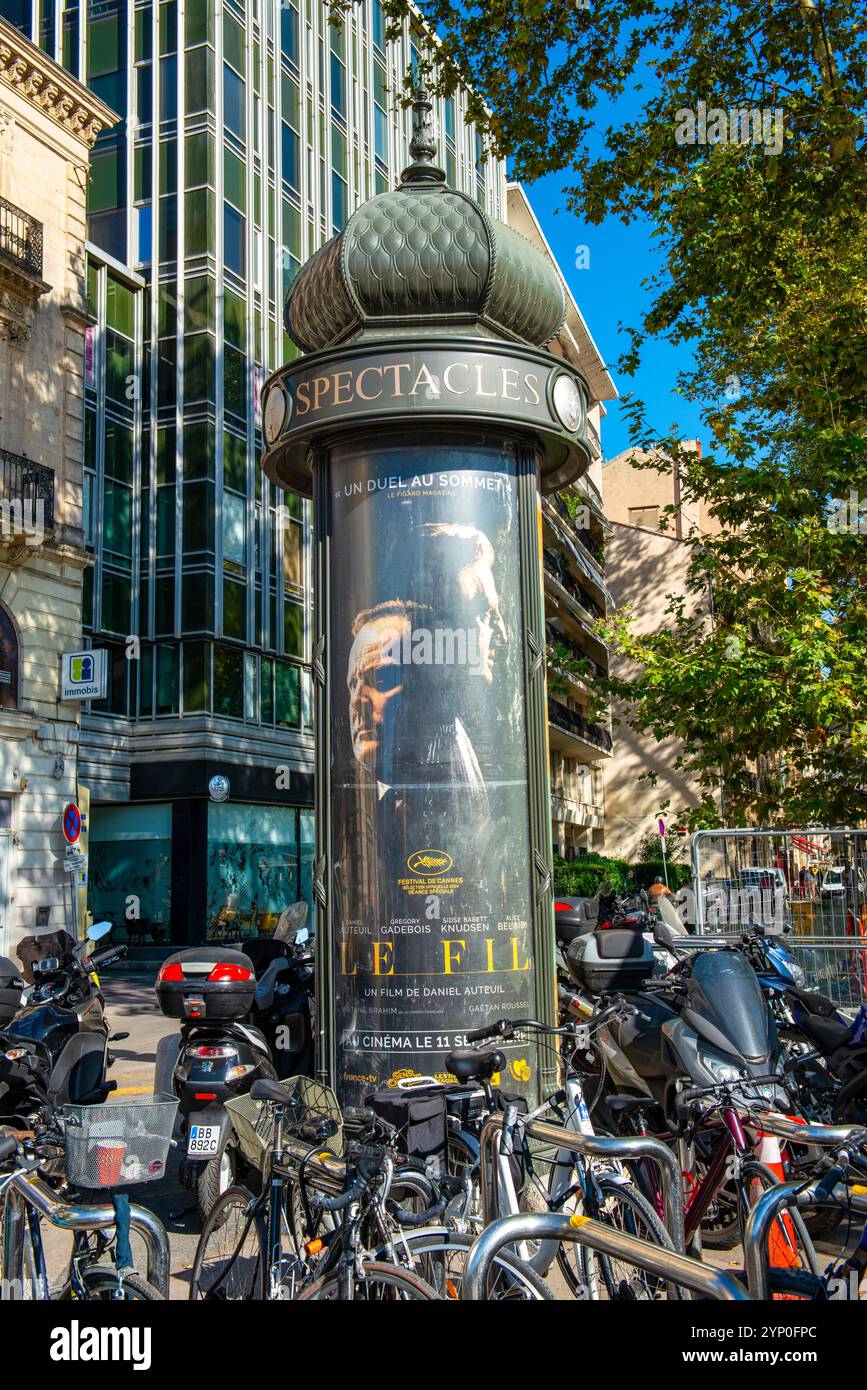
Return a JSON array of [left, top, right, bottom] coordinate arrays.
[[445, 1045, 506, 1083], [250, 1078, 290, 1105]]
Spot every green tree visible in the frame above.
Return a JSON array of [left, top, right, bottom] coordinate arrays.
[[337, 0, 867, 826]]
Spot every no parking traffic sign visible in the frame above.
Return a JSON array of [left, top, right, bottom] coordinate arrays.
[[63, 802, 82, 845]]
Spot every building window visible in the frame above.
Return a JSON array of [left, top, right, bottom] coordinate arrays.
[[88, 803, 172, 944], [0, 606, 19, 710], [206, 802, 308, 940], [628, 506, 660, 530], [224, 62, 246, 141]]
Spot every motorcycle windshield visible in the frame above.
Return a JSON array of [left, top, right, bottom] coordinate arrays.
[[687, 951, 772, 1062]]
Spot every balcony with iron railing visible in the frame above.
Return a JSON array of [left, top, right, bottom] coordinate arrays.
[[0, 449, 55, 539], [547, 697, 613, 755], [0, 197, 44, 281], [547, 491, 606, 568], [543, 548, 606, 623]]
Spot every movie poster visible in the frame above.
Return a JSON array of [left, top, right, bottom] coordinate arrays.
[[329, 439, 538, 1103]]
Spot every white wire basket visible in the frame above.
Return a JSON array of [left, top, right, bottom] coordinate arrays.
[[61, 1094, 178, 1188]]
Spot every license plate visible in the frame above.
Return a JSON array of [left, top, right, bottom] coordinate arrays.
[[188, 1124, 221, 1156]]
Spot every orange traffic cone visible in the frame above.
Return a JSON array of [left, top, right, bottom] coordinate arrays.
[[751, 1128, 800, 1271]]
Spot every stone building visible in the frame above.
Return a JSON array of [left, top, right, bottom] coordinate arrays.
[[602, 442, 718, 860], [0, 16, 114, 956]]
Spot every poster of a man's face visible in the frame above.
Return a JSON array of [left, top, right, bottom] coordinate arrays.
[[329, 443, 536, 1104]]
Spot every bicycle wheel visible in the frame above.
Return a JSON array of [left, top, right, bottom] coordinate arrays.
[[74, 1270, 164, 1301], [189, 1185, 265, 1301], [557, 1174, 683, 1300], [394, 1230, 553, 1301], [297, 1260, 440, 1301], [729, 1268, 830, 1300]]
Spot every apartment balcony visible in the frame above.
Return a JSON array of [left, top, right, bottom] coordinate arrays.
[[586, 420, 602, 459], [0, 197, 44, 283], [543, 548, 606, 625], [0, 449, 55, 550], [551, 788, 605, 831], [546, 491, 605, 570], [547, 696, 613, 759]]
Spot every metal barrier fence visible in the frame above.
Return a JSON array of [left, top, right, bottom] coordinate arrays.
[[688, 828, 867, 1010]]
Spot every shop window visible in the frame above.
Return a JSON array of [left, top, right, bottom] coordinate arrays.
[[89, 803, 171, 944], [207, 803, 304, 940], [0, 607, 19, 710]]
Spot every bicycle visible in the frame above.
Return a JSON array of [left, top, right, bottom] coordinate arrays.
[[190, 1078, 551, 1300], [441, 1007, 682, 1299], [0, 1130, 169, 1300]]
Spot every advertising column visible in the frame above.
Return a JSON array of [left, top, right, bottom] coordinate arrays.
[[329, 436, 537, 1103]]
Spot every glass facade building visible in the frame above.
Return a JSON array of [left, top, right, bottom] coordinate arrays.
[[1, 0, 507, 949]]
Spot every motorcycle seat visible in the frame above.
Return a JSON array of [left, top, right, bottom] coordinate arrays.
[[243, 938, 290, 979], [595, 928, 647, 960], [445, 1046, 506, 1083], [796, 1012, 853, 1055]]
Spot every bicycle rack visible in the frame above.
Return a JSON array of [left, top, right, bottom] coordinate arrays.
[[478, 1112, 686, 1252], [744, 1175, 867, 1299], [461, 1211, 751, 1301], [751, 1111, 862, 1147], [1, 1173, 170, 1298]]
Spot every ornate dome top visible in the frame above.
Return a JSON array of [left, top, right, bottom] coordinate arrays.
[[284, 87, 566, 353]]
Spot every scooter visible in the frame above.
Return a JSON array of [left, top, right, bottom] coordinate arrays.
[[0, 921, 129, 1128], [155, 918, 315, 1222]]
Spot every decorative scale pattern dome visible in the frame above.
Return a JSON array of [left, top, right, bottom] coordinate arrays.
[[285, 87, 566, 353]]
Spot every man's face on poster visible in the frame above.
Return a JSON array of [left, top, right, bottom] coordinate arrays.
[[347, 613, 410, 768]]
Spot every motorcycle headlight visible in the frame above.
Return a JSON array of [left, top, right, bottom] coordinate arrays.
[[787, 960, 805, 988], [698, 1049, 743, 1084]]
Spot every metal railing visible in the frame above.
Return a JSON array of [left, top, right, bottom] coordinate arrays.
[[1, 1169, 170, 1298], [0, 449, 54, 538], [462, 1212, 751, 1301], [0, 196, 43, 279], [689, 827, 867, 1008], [548, 697, 613, 754], [744, 1171, 867, 1299], [544, 548, 606, 622], [478, 1112, 685, 1252]]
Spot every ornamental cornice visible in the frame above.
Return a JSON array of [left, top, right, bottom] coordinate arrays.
[[0, 18, 117, 150]]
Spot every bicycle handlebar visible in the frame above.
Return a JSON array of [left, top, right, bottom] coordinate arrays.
[[308, 1174, 367, 1212]]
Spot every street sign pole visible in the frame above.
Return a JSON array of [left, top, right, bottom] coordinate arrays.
[[658, 818, 669, 888]]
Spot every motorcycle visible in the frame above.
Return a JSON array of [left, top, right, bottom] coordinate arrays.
[[0, 921, 129, 1128], [155, 916, 315, 1221]]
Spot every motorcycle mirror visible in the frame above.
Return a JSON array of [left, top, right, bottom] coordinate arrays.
[[86, 921, 113, 943]]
